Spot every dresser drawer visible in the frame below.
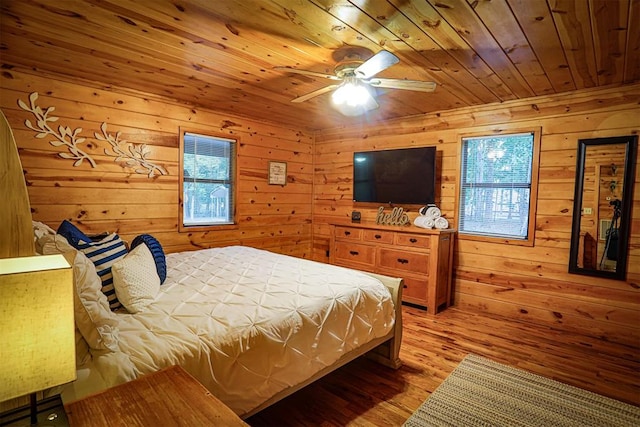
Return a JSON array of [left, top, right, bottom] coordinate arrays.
[[378, 248, 429, 275], [395, 233, 430, 249], [333, 241, 375, 266], [334, 226, 362, 241], [401, 276, 428, 303], [362, 229, 394, 244]]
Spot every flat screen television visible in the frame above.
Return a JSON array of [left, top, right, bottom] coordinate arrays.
[[353, 146, 436, 205]]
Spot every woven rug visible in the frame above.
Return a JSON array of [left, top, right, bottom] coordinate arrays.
[[404, 354, 640, 427]]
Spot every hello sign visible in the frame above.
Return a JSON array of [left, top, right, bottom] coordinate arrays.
[[375, 207, 410, 226]]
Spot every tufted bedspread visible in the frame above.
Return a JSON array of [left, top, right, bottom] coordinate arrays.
[[79, 246, 396, 416]]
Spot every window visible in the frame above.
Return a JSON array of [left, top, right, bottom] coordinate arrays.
[[179, 130, 236, 230], [458, 130, 540, 245]]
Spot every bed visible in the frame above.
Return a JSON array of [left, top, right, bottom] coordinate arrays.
[[0, 110, 403, 419]]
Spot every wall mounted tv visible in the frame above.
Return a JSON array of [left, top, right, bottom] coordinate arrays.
[[353, 146, 436, 205]]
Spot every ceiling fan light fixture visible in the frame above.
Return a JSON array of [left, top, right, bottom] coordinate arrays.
[[331, 78, 377, 116]]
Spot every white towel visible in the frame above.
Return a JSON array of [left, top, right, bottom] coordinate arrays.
[[424, 206, 441, 219], [434, 217, 449, 229], [414, 216, 435, 229]]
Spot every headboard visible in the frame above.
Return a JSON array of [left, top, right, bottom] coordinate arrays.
[[0, 109, 35, 258]]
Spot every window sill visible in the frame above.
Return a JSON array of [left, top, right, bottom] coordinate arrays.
[[178, 223, 238, 233], [458, 232, 534, 247]]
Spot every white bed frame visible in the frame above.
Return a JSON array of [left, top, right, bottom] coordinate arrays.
[[0, 109, 403, 418]]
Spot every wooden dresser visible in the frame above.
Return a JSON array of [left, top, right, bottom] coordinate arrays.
[[330, 223, 455, 314]]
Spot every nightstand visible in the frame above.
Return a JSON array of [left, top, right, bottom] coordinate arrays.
[[64, 365, 246, 426], [0, 395, 68, 426]]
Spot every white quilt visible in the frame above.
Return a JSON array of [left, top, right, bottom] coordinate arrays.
[[87, 246, 395, 416]]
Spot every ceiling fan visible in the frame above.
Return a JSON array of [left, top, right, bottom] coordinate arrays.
[[274, 47, 436, 116]]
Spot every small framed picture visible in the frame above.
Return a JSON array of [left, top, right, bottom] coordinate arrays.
[[268, 161, 287, 185]]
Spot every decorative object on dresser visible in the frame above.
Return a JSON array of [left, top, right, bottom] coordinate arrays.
[[376, 206, 410, 226], [414, 205, 449, 230], [0, 254, 75, 425], [65, 365, 247, 427], [330, 223, 455, 313], [404, 354, 640, 427]]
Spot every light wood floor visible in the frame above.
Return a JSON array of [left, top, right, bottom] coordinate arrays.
[[246, 305, 640, 426]]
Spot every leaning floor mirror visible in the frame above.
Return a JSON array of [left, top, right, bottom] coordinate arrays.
[[569, 135, 637, 280]]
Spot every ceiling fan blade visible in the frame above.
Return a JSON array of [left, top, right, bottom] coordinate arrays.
[[291, 85, 340, 103], [366, 78, 437, 92], [273, 66, 341, 81], [354, 50, 399, 79]]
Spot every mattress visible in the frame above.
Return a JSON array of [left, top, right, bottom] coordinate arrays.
[[87, 246, 395, 416]]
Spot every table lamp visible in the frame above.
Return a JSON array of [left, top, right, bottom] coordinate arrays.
[[0, 254, 76, 425]]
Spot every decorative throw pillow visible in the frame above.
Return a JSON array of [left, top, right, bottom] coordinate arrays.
[[112, 243, 161, 313], [79, 234, 128, 310], [58, 221, 128, 310], [131, 234, 167, 284], [57, 220, 93, 247], [62, 251, 119, 352]]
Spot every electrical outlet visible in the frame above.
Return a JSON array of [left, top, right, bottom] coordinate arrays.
[[583, 207, 592, 215]]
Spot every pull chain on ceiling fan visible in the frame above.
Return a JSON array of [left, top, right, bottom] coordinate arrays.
[[274, 48, 436, 116]]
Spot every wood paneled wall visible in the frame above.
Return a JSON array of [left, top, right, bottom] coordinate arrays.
[[2, 67, 639, 348], [312, 84, 640, 348], [0, 69, 314, 258]]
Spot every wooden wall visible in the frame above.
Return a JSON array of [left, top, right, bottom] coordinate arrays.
[[312, 84, 640, 348], [0, 69, 314, 258], [2, 67, 639, 348]]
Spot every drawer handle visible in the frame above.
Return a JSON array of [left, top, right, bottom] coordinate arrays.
[[350, 250, 359, 256], [409, 238, 418, 243], [344, 231, 351, 236], [397, 258, 409, 264], [374, 234, 382, 239]]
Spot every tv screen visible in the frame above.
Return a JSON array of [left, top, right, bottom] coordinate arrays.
[[353, 146, 436, 205]]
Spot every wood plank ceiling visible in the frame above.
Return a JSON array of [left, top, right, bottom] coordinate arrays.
[[1, 0, 639, 131]]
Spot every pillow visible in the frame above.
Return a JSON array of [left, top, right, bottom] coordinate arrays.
[[32, 220, 56, 243], [131, 234, 166, 284], [57, 220, 92, 247], [58, 221, 128, 309], [79, 234, 129, 311], [75, 328, 92, 368], [112, 243, 161, 313], [37, 233, 76, 256], [62, 251, 119, 352]]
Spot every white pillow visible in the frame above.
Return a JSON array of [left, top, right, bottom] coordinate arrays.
[[32, 220, 56, 244], [37, 232, 76, 256], [112, 243, 160, 313], [62, 250, 120, 352]]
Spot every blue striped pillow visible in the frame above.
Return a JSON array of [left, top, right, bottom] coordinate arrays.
[[75, 233, 128, 310]]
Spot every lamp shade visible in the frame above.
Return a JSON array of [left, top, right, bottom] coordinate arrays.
[[0, 254, 76, 402]]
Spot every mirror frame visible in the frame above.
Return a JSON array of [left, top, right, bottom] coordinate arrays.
[[569, 135, 637, 280]]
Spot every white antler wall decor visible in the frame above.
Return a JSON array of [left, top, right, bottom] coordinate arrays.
[[18, 92, 168, 177]]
